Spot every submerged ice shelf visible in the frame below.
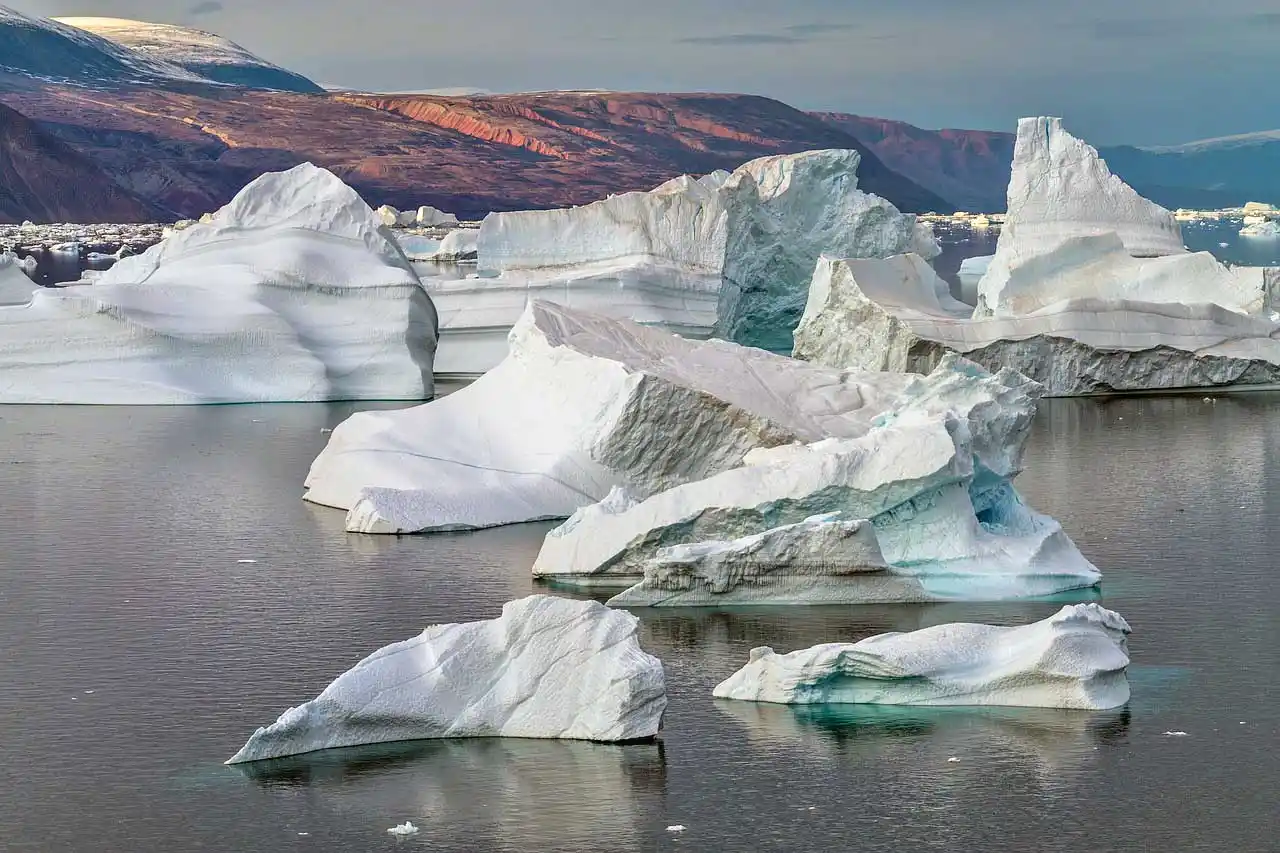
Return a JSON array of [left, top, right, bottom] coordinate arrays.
[[713, 604, 1131, 710], [226, 596, 666, 763]]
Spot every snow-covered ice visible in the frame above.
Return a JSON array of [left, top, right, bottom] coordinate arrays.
[[0, 163, 438, 404], [429, 228, 479, 261], [0, 252, 39, 305], [387, 822, 419, 836], [713, 604, 1131, 709], [225, 595, 666, 764], [1240, 220, 1280, 239]]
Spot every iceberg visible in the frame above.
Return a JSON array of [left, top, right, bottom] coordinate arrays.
[[0, 252, 39, 305], [225, 595, 666, 764], [712, 603, 1131, 710], [428, 149, 935, 375], [414, 205, 459, 227], [536, 351, 1100, 602], [306, 300, 917, 533], [1240, 220, 1280, 239], [716, 149, 938, 351], [792, 117, 1280, 396], [430, 228, 480, 261], [793, 254, 1280, 396], [0, 164, 438, 404]]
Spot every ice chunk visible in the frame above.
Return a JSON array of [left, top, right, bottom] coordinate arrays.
[[414, 205, 459, 227], [307, 301, 916, 533], [387, 823, 419, 836], [537, 355, 1099, 601], [0, 164, 437, 404], [0, 252, 39, 305], [1240, 220, 1280, 239], [716, 149, 932, 351], [428, 228, 480, 261], [225, 595, 666, 764], [713, 604, 1131, 709]]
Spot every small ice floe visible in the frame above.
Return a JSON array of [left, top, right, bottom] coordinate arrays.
[[666, 825, 686, 832], [947, 757, 961, 763], [237, 559, 258, 564], [320, 428, 333, 433], [1219, 242, 1230, 248], [387, 822, 419, 836], [84, 690, 94, 694], [297, 832, 308, 837], [1163, 731, 1190, 737]]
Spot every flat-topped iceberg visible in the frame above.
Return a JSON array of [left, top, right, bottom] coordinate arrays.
[[0, 164, 438, 404], [539, 355, 1099, 601], [226, 595, 666, 764], [792, 117, 1280, 396], [306, 300, 919, 533], [712, 604, 1131, 709]]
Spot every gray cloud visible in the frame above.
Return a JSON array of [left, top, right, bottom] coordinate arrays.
[[784, 22, 857, 36], [1093, 12, 1280, 39], [677, 33, 803, 46], [188, 0, 223, 16]]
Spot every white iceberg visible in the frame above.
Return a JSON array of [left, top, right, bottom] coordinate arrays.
[[306, 300, 914, 533], [956, 254, 993, 305], [415, 205, 459, 227], [712, 603, 1131, 709], [0, 163, 437, 404], [538, 352, 1100, 602], [429, 228, 480, 261], [225, 595, 666, 764], [793, 254, 1280, 396], [716, 149, 937, 351], [0, 252, 39, 305], [1240, 220, 1280, 239]]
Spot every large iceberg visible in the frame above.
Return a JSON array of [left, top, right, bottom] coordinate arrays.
[[533, 346, 1100, 603], [716, 149, 939, 351], [712, 603, 1131, 710], [306, 300, 917, 533], [0, 164, 438, 404], [792, 117, 1280, 396], [226, 595, 666, 763], [428, 149, 936, 376]]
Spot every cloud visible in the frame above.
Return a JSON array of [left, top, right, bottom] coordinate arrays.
[[188, 1, 224, 16], [784, 23, 857, 36], [677, 33, 803, 46], [1092, 12, 1280, 40]]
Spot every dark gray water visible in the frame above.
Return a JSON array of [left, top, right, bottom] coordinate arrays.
[[1, 397, 1277, 852]]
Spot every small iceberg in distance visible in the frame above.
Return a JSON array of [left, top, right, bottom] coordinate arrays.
[[1239, 220, 1280, 239], [712, 604, 1131, 710]]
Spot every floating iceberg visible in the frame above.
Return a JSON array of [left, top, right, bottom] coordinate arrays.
[[225, 595, 666, 764], [1240, 220, 1280, 239], [428, 149, 935, 375], [430, 228, 480, 261], [536, 349, 1099, 602], [712, 603, 1131, 709], [306, 300, 915, 533], [956, 254, 992, 304], [0, 164, 437, 404], [716, 149, 938, 351], [0, 252, 39, 305], [792, 117, 1280, 396]]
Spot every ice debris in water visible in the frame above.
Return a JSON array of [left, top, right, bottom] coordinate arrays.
[[666, 825, 686, 832], [1163, 731, 1190, 737], [387, 822, 419, 836]]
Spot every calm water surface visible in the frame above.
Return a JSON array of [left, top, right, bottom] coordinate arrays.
[[1, 396, 1277, 852]]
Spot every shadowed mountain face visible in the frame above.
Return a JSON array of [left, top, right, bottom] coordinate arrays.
[[0, 100, 164, 224], [0, 87, 950, 221]]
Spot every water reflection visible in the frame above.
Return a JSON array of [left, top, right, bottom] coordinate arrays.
[[236, 739, 668, 850]]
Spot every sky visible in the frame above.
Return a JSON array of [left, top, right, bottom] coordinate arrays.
[[10, 0, 1280, 145]]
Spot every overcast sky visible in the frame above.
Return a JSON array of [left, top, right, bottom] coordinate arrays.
[[11, 0, 1279, 145]]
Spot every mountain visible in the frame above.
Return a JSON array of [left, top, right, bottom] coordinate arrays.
[[0, 6, 205, 89], [54, 18, 323, 93], [811, 112, 1011, 212], [0, 86, 950, 220], [0, 100, 164, 223], [814, 112, 1280, 211]]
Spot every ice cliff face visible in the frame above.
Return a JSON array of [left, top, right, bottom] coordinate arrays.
[[226, 596, 666, 763], [0, 163, 438, 404], [713, 604, 1131, 710]]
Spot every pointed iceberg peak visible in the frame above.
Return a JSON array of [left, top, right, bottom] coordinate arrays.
[[1002, 117, 1186, 259]]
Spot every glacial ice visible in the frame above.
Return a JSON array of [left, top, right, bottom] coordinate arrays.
[[0, 252, 39, 305], [429, 149, 933, 375], [306, 300, 917, 533], [225, 595, 666, 764], [430, 228, 480, 261], [534, 349, 1099, 602], [0, 163, 438, 404], [793, 117, 1280, 395], [712, 603, 1131, 710], [1240, 220, 1280, 239]]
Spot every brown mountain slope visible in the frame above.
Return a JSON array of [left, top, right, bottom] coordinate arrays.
[[0, 86, 950, 220], [812, 112, 1014, 212], [0, 100, 163, 223]]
